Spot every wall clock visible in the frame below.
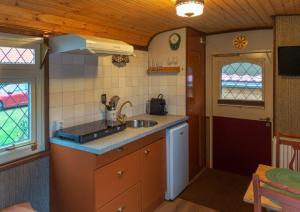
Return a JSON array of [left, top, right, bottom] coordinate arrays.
[[169, 33, 181, 50], [233, 35, 248, 49]]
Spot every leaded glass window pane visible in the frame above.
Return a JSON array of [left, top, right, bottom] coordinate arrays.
[[221, 62, 263, 101], [0, 83, 31, 148], [0, 47, 35, 64]]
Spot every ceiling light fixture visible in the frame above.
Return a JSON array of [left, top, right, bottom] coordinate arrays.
[[176, 0, 204, 17]]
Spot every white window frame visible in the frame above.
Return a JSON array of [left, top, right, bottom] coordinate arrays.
[[0, 33, 44, 164]]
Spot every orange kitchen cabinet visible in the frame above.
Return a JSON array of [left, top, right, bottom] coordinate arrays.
[[141, 138, 166, 212], [51, 130, 166, 212]]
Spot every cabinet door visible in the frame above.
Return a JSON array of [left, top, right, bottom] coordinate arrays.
[[186, 28, 206, 180], [141, 139, 166, 212]]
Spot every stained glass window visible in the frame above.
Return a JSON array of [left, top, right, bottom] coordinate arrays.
[[0, 47, 35, 64], [0, 35, 45, 165], [0, 83, 31, 149], [220, 62, 263, 101]]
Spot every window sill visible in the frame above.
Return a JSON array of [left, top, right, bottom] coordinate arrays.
[[218, 99, 265, 107], [0, 150, 50, 172]]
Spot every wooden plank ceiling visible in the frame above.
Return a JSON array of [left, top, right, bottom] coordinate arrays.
[[0, 0, 299, 46]]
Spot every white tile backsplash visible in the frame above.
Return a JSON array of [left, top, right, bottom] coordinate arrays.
[[50, 51, 148, 134], [148, 71, 186, 116], [49, 50, 186, 135]]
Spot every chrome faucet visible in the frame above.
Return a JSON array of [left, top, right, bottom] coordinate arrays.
[[117, 101, 133, 123]]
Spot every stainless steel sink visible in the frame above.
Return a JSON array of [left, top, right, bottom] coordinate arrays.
[[126, 120, 158, 128], [126, 120, 144, 128], [142, 120, 158, 127]]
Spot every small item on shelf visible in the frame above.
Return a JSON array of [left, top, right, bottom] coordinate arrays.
[[167, 56, 179, 66], [147, 66, 180, 74]]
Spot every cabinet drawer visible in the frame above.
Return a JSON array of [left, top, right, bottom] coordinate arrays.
[[95, 130, 165, 169], [95, 150, 140, 209], [97, 184, 141, 212]]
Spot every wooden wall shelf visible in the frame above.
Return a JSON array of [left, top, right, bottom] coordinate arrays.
[[147, 66, 180, 74]]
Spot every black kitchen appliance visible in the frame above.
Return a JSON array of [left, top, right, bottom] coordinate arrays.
[[55, 120, 126, 144], [150, 94, 168, 115]]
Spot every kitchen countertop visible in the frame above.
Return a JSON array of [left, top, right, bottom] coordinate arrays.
[[50, 114, 188, 155]]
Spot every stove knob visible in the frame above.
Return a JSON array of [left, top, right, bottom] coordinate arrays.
[[93, 133, 98, 138], [117, 127, 121, 130]]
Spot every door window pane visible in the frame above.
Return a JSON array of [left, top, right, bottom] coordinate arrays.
[[221, 62, 263, 101], [0, 82, 31, 148]]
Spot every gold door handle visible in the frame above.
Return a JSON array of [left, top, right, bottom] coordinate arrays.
[[259, 117, 271, 127], [259, 117, 271, 122], [117, 170, 124, 177], [144, 149, 150, 155], [117, 206, 125, 212]]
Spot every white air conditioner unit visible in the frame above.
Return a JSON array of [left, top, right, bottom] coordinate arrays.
[[49, 34, 135, 56]]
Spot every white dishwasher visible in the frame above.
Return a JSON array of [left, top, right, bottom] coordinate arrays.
[[165, 122, 189, 200]]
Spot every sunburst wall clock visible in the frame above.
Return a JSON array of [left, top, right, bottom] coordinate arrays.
[[233, 35, 248, 49]]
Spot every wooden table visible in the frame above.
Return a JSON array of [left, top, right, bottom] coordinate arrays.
[[243, 164, 282, 211]]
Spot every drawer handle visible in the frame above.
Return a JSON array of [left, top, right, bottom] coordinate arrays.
[[144, 149, 150, 155], [117, 206, 125, 212], [117, 170, 124, 177], [117, 147, 125, 152]]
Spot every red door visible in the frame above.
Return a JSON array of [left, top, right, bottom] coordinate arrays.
[[213, 116, 271, 176], [211, 53, 273, 176]]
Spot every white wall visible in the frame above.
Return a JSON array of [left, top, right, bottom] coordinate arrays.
[[49, 50, 148, 135], [148, 28, 187, 116]]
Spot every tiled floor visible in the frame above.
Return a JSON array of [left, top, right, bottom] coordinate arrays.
[[155, 198, 218, 212]]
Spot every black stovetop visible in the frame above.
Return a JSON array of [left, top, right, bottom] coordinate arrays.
[[55, 120, 127, 144]]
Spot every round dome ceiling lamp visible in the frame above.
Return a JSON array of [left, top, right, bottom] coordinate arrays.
[[176, 0, 204, 17]]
